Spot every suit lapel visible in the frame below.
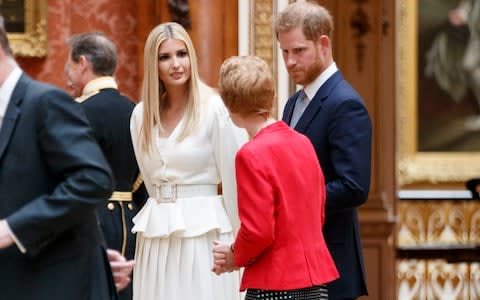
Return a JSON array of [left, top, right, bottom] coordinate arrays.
[[0, 75, 27, 161], [295, 71, 343, 133]]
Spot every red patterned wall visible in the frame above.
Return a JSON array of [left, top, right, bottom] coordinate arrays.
[[17, 0, 140, 101]]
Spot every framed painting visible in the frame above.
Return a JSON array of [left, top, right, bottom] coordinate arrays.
[[2, 0, 47, 57], [397, 0, 480, 185]]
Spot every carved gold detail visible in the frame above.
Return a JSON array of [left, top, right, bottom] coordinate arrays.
[[252, 0, 273, 67], [398, 201, 480, 246], [251, 0, 276, 116], [7, 0, 47, 57], [398, 260, 480, 299], [397, 201, 480, 299]]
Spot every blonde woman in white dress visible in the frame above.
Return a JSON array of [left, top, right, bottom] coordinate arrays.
[[130, 22, 246, 300]]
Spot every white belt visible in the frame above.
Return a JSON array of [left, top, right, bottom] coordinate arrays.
[[153, 183, 218, 203]]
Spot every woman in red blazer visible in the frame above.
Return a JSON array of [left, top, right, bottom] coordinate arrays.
[[213, 55, 338, 300]]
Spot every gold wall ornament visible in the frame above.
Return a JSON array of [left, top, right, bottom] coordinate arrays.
[[251, 0, 274, 69], [6, 0, 47, 57], [398, 201, 480, 246], [397, 200, 480, 298], [397, 260, 480, 300], [251, 0, 277, 116], [396, 0, 480, 185], [468, 202, 480, 241]]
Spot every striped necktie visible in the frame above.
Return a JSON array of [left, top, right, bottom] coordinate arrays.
[[290, 89, 308, 128]]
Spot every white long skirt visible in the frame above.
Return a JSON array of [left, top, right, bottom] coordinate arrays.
[[133, 230, 241, 300]]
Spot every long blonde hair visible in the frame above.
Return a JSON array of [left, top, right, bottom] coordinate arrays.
[[139, 22, 201, 153]]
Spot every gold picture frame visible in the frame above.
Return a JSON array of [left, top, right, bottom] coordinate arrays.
[[397, 0, 480, 186], [6, 0, 47, 57]]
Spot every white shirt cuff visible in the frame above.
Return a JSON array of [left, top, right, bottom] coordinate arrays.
[[5, 222, 26, 254]]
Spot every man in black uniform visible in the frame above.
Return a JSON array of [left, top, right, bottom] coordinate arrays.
[[64, 32, 146, 300]]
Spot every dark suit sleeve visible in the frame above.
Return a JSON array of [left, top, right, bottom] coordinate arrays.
[[326, 98, 371, 213], [7, 88, 114, 256]]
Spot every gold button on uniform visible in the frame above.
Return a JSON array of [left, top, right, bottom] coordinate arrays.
[[107, 202, 115, 211], [128, 203, 134, 210]]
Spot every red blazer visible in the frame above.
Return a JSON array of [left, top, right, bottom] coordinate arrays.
[[233, 121, 338, 291]]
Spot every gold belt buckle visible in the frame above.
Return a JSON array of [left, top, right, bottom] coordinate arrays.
[[156, 183, 176, 203]]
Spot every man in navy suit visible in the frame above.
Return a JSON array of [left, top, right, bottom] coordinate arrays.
[[274, 2, 372, 299], [0, 15, 118, 299]]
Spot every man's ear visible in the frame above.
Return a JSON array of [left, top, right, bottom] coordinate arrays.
[[78, 55, 91, 72], [317, 35, 332, 59], [319, 35, 330, 48]]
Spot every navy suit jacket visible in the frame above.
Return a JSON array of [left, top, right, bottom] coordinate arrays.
[[283, 71, 371, 299], [0, 74, 117, 300]]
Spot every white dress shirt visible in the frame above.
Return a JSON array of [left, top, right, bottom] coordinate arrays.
[[0, 66, 22, 129]]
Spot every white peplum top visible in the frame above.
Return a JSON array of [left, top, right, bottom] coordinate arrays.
[[130, 91, 247, 238]]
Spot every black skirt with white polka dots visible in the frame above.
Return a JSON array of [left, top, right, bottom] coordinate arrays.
[[245, 285, 328, 300]]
